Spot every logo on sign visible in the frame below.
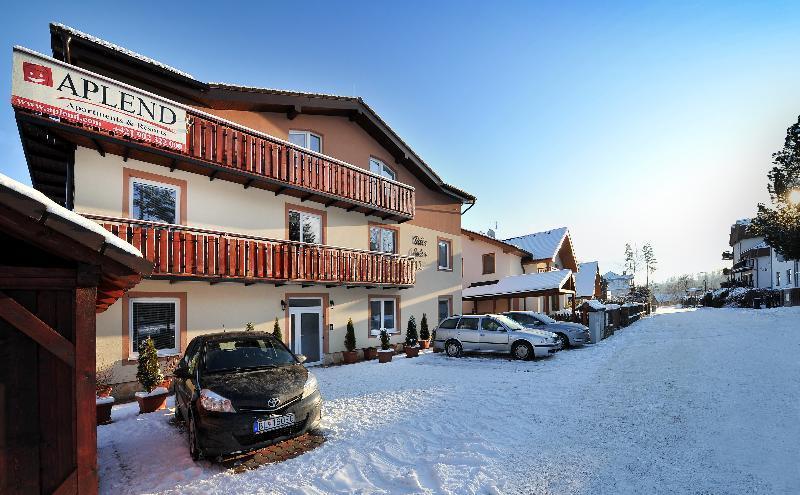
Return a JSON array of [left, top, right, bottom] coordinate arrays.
[[267, 397, 280, 408], [23, 62, 53, 86]]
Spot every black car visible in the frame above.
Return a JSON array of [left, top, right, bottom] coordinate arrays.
[[173, 331, 322, 460]]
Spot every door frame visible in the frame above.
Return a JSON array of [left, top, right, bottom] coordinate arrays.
[[287, 297, 324, 365]]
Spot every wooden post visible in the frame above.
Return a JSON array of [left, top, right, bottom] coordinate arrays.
[[75, 265, 99, 495]]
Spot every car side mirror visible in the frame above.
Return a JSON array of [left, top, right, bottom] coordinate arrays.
[[173, 366, 190, 379], [296, 354, 307, 364]]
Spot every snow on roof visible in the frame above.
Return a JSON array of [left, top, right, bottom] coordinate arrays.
[[603, 271, 634, 281], [52, 23, 195, 80], [503, 227, 568, 261], [0, 173, 143, 258], [734, 218, 753, 226], [575, 261, 599, 297], [462, 269, 573, 299], [583, 299, 606, 311]]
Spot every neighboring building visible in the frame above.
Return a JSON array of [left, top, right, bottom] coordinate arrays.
[[11, 24, 474, 396], [575, 261, 601, 301], [726, 219, 799, 290], [461, 227, 579, 314], [602, 271, 634, 299]]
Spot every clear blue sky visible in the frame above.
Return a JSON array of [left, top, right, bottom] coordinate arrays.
[[2, 0, 799, 281]]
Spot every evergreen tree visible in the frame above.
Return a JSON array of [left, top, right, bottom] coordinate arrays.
[[419, 313, 430, 341], [344, 318, 356, 352], [272, 318, 283, 342], [245, 322, 255, 332], [380, 329, 391, 351], [753, 116, 800, 260], [405, 315, 418, 346], [136, 338, 163, 393], [642, 243, 658, 287]]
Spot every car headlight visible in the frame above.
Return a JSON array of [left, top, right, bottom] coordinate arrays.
[[303, 372, 319, 399], [199, 389, 236, 413]]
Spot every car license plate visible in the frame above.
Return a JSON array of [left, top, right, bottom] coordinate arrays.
[[253, 413, 295, 434]]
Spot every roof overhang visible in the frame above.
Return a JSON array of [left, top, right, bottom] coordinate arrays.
[[462, 270, 575, 300]]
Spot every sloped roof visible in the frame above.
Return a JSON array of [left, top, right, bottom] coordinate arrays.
[[462, 269, 574, 299], [602, 271, 633, 281], [575, 261, 599, 298], [462, 228, 531, 258], [503, 227, 569, 261]]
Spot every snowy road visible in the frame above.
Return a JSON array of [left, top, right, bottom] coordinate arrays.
[[98, 307, 800, 494]]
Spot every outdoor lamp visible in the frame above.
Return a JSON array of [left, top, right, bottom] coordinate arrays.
[[280, 299, 286, 311], [330, 299, 335, 307]]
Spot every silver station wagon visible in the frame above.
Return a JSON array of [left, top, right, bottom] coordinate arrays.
[[433, 314, 561, 360]]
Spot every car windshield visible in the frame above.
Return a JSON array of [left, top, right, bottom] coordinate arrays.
[[494, 315, 525, 330], [536, 314, 558, 324], [203, 337, 296, 373]]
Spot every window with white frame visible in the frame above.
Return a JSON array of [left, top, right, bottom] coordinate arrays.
[[437, 239, 452, 270], [369, 225, 397, 254], [288, 210, 322, 244], [369, 298, 397, 335], [776, 272, 781, 286], [130, 178, 179, 224], [288, 130, 322, 153], [787, 269, 792, 286], [130, 298, 179, 357], [369, 157, 396, 180]]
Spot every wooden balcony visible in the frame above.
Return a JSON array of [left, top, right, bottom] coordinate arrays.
[[15, 106, 416, 222], [83, 215, 416, 288]]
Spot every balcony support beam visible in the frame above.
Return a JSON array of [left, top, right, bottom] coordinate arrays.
[[122, 147, 130, 163], [208, 170, 218, 181], [325, 199, 337, 208], [287, 105, 301, 120], [346, 205, 359, 212], [170, 159, 177, 172], [300, 193, 314, 202], [275, 186, 287, 196], [89, 138, 105, 157], [243, 179, 254, 189], [364, 209, 377, 217]]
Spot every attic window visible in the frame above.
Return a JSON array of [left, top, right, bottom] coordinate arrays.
[[482, 253, 496, 274], [289, 130, 322, 153], [369, 157, 396, 180]]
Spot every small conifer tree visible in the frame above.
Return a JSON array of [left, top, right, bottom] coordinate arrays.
[[405, 315, 418, 347], [272, 317, 283, 342], [344, 318, 356, 352], [245, 322, 255, 332], [136, 338, 163, 393], [380, 329, 391, 351], [419, 313, 430, 341]]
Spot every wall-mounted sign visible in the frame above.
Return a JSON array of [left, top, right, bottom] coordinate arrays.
[[412, 236, 428, 246], [11, 47, 187, 152], [408, 235, 428, 271]]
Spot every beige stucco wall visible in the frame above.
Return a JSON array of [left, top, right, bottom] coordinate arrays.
[[461, 234, 524, 288]]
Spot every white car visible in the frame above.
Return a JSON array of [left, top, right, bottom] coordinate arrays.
[[433, 314, 561, 360]]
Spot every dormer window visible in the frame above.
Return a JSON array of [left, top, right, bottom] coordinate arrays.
[[369, 157, 396, 180], [288, 130, 322, 153]]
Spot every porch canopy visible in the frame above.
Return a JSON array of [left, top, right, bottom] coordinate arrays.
[[462, 269, 576, 313]]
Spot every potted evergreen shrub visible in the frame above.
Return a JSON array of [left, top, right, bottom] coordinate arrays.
[[343, 318, 358, 364], [378, 330, 393, 363], [404, 315, 420, 358], [134, 338, 169, 414], [272, 318, 283, 342], [363, 345, 378, 360], [419, 313, 431, 349], [96, 358, 114, 425]]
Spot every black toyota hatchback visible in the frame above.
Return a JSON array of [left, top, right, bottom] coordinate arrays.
[[173, 331, 322, 460]]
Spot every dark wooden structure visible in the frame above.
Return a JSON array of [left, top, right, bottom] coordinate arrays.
[[0, 177, 150, 494]]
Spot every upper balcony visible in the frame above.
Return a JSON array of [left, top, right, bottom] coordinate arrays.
[[82, 214, 416, 288]]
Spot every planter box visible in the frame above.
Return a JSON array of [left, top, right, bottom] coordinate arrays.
[[419, 340, 430, 350], [135, 387, 169, 414], [378, 350, 393, 363], [363, 347, 378, 360], [343, 350, 358, 364], [96, 396, 114, 425], [404, 346, 420, 358]]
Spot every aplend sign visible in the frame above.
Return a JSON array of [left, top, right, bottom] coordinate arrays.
[[11, 47, 187, 152]]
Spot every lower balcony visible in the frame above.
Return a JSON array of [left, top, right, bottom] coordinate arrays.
[[82, 215, 416, 288]]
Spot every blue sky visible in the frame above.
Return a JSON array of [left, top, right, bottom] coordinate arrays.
[[2, 0, 799, 281]]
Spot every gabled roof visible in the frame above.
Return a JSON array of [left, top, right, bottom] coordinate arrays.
[[503, 227, 570, 262], [48, 23, 474, 205], [462, 269, 574, 300], [461, 229, 531, 258], [603, 271, 633, 281], [575, 261, 600, 298]]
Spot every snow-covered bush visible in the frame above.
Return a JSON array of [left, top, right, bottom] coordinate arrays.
[[419, 313, 430, 341], [405, 315, 418, 347], [344, 318, 356, 352], [136, 338, 163, 394]]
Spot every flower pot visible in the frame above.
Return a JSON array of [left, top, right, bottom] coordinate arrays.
[[135, 387, 169, 414], [96, 384, 113, 398], [419, 339, 431, 350], [404, 346, 420, 358], [378, 350, 393, 363], [343, 350, 358, 364], [96, 396, 114, 425], [363, 347, 378, 360], [159, 377, 173, 390]]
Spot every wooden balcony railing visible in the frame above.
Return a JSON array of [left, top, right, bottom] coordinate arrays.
[[186, 111, 415, 219], [83, 215, 416, 287]]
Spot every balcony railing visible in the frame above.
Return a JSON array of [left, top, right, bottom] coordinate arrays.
[[187, 111, 415, 219], [83, 215, 416, 287]]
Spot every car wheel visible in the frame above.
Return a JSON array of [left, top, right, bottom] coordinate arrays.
[[556, 333, 570, 349], [445, 339, 463, 358], [188, 412, 203, 461], [512, 341, 534, 361]]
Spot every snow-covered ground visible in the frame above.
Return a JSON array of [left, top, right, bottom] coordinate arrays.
[[98, 307, 800, 494]]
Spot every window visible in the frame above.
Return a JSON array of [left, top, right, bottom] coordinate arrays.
[[288, 130, 322, 153], [288, 210, 322, 244], [456, 317, 479, 330], [550, 294, 560, 312], [482, 253, 496, 274], [130, 178, 179, 224], [438, 239, 452, 270], [203, 337, 296, 372], [130, 298, 179, 357], [369, 157, 396, 180], [438, 297, 451, 323], [480, 318, 504, 332], [787, 269, 792, 286], [369, 225, 397, 254], [438, 317, 459, 329], [369, 298, 398, 335], [776, 272, 781, 286]]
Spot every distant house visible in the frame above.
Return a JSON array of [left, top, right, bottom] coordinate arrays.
[[726, 219, 799, 290], [575, 261, 601, 301], [602, 271, 634, 299]]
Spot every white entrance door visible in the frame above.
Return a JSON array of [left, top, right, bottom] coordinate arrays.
[[288, 298, 323, 365]]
